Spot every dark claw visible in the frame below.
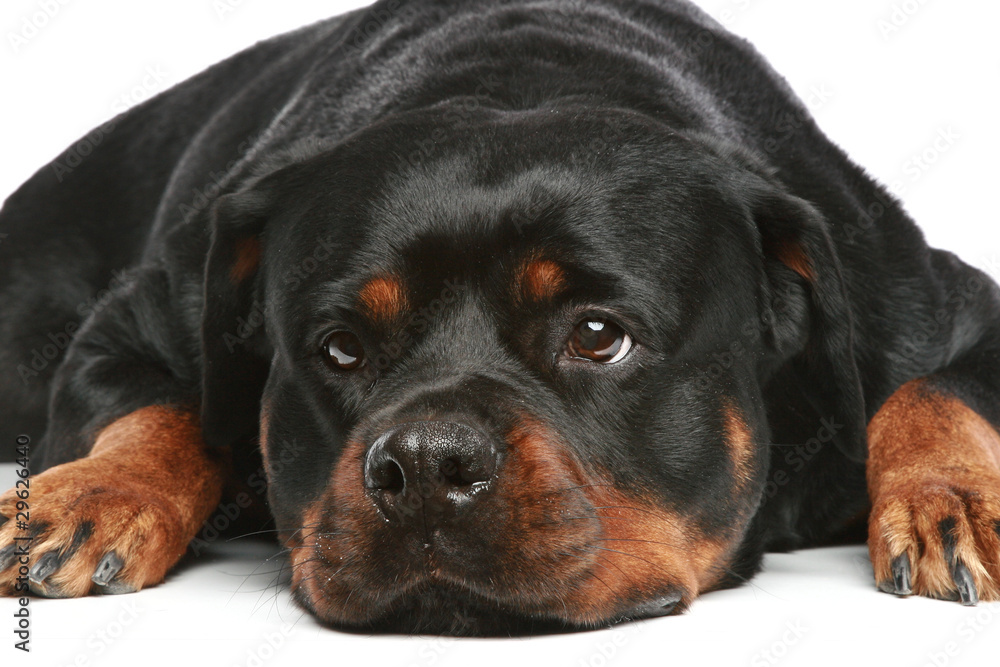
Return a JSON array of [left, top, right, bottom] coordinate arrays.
[[95, 580, 137, 595], [91, 551, 124, 586], [28, 551, 60, 584], [0, 545, 15, 571], [891, 553, 912, 596], [953, 561, 978, 606]]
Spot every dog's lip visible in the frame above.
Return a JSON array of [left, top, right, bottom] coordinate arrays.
[[335, 580, 576, 635], [319, 576, 687, 634], [302, 522, 691, 632], [305, 539, 559, 618]]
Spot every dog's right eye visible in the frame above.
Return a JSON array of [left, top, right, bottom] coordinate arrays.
[[322, 331, 366, 370], [566, 318, 633, 363]]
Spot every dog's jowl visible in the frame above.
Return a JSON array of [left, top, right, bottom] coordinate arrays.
[[2, 0, 1000, 634]]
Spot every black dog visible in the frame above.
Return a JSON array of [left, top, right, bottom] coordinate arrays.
[[3, 0, 1000, 635]]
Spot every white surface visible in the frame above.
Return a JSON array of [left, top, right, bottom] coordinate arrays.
[[4, 467, 1000, 667], [3, 0, 1000, 664]]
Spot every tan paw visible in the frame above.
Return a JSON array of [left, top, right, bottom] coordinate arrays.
[[868, 475, 1000, 604], [0, 457, 191, 598]]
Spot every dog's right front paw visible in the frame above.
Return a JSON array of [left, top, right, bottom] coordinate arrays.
[[868, 474, 1000, 605], [0, 457, 191, 598]]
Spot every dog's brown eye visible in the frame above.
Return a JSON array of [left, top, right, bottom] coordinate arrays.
[[567, 319, 632, 363], [323, 331, 365, 370]]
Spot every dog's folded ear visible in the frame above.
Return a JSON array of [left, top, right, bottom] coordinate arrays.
[[200, 186, 273, 448], [751, 183, 868, 463]]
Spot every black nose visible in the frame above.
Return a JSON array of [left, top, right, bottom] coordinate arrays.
[[364, 421, 498, 525]]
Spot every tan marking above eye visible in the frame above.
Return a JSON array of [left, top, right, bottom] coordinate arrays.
[[358, 275, 408, 322], [519, 258, 567, 301]]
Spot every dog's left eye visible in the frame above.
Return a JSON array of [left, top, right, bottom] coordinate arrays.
[[322, 331, 366, 370], [566, 318, 633, 363]]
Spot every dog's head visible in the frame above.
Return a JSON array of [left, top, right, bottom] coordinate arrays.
[[198, 107, 865, 633]]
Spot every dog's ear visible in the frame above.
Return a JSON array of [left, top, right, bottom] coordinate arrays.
[[200, 187, 273, 448], [752, 185, 868, 463]]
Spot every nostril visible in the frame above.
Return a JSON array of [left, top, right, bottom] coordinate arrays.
[[440, 454, 493, 487], [440, 457, 470, 487], [367, 456, 406, 494]]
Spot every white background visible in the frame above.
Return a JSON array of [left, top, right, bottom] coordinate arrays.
[[2, 0, 1000, 665]]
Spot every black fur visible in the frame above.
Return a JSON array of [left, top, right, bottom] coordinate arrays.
[[2, 0, 999, 634]]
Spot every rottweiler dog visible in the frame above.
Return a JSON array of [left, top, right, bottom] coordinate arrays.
[[2, 0, 999, 635]]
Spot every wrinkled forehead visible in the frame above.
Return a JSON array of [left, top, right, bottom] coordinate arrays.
[[264, 117, 749, 333], [363, 156, 626, 286], [285, 164, 645, 327]]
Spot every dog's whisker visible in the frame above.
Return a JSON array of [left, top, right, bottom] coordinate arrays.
[[595, 536, 686, 548], [589, 505, 661, 516], [588, 546, 658, 568], [546, 483, 620, 495], [225, 527, 282, 541]]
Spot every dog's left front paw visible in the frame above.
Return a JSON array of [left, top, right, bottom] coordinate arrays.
[[0, 457, 190, 598], [868, 474, 1000, 604]]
